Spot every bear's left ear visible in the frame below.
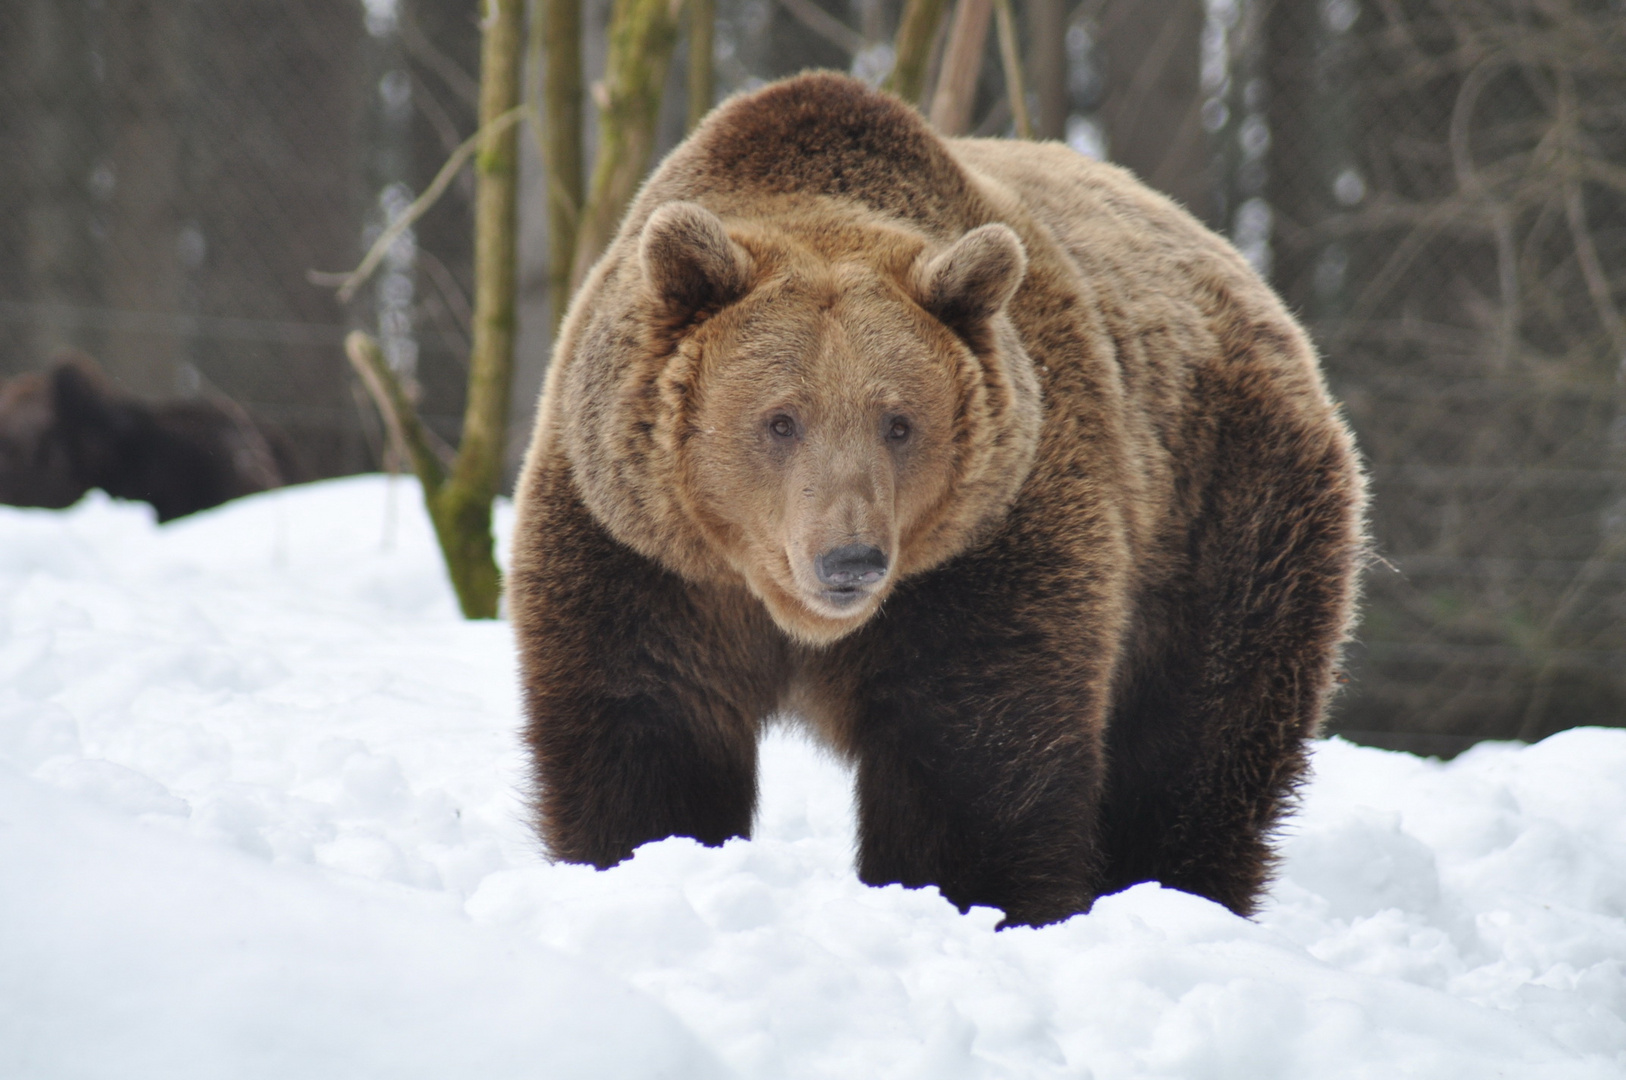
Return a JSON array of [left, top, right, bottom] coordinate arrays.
[[917, 223, 1027, 335], [639, 201, 755, 319]]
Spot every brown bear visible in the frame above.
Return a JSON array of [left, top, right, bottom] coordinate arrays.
[[509, 73, 1366, 928], [0, 352, 302, 522]]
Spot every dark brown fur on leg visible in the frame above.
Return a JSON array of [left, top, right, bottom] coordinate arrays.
[[1099, 362, 1364, 915], [511, 459, 788, 867], [852, 707, 1103, 927], [815, 533, 1116, 928], [534, 688, 760, 867]]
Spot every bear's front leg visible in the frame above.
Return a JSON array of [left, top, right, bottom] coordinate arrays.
[[510, 470, 788, 868], [820, 544, 1121, 928]]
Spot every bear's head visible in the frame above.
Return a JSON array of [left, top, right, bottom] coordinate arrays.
[[0, 369, 81, 510], [562, 200, 1043, 646], [0, 354, 131, 512]]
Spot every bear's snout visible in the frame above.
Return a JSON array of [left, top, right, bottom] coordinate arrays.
[[814, 543, 888, 596]]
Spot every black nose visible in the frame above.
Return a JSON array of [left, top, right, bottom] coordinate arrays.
[[815, 544, 888, 588]]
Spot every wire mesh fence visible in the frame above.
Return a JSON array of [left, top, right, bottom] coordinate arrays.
[[0, 0, 482, 477], [1, 0, 1621, 747], [1231, 0, 1626, 749]]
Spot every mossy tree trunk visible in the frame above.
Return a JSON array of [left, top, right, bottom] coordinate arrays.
[[544, 0, 583, 332], [883, 0, 951, 107], [569, 0, 683, 290], [687, 0, 714, 132], [427, 0, 523, 618], [348, 0, 522, 620]]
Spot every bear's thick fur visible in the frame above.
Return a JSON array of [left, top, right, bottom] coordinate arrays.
[[510, 73, 1366, 927]]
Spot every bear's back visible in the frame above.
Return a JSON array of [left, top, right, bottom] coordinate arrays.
[[947, 138, 1328, 409], [945, 137, 1350, 587]]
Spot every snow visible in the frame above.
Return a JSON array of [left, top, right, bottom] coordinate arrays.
[[2, 476, 1622, 1079]]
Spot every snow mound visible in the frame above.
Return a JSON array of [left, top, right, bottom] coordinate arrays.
[[2, 478, 1622, 1079]]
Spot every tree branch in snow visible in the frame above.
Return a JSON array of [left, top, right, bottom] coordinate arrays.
[[334, 0, 525, 621], [344, 331, 449, 491]]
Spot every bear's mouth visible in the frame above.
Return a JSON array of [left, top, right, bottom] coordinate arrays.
[[765, 546, 890, 632], [749, 552, 889, 644], [818, 585, 871, 608], [803, 577, 889, 619]]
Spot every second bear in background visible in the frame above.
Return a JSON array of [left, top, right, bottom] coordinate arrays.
[[0, 352, 303, 522]]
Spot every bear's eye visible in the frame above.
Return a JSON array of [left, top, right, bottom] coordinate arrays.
[[887, 418, 912, 442], [768, 414, 796, 439]]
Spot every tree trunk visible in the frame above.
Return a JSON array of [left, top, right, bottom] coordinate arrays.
[[430, 0, 524, 618], [928, 0, 992, 136], [544, 0, 583, 331], [102, 0, 189, 396], [569, 0, 682, 290], [20, 0, 103, 365], [687, 0, 714, 132], [1029, 0, 1065, 140], [350, 0, 521, 620], [992, 0, 1030, 139], [883, 0, 951, 107]]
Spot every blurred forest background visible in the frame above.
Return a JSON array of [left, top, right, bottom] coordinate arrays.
[[1, 0, 1623, 752]]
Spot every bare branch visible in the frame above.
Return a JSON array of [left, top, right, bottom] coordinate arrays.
[[776, 0, 867, 56], [310, 104, 530, 304], [1448, 54, 1520, 368], [398, 9, 481, 108], [416, 246, 474, 346], [1557, 70, 1626, 368], [344, 330, 448, 493]]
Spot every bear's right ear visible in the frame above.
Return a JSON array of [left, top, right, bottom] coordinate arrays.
[[917, 223, 1027, 337], [639, 202, 755, 319]]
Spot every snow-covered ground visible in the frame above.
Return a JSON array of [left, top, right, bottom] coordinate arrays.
[[2, 476, 1622, 1079]]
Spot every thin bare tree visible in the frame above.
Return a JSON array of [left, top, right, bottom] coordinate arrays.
[[569, 0, 684, 289], [929, 0, 993, 135], [338, 0, 525, 619], [544, 0, 584, 332], [884, 0, 953, 106]]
